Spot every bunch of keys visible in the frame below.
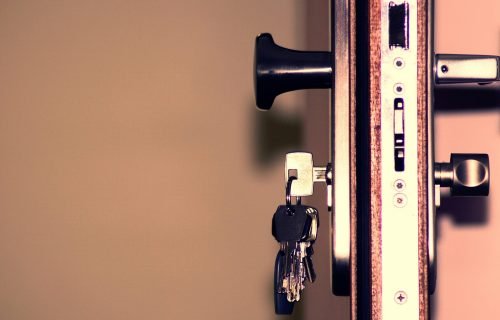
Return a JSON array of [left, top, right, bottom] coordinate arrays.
[[272, 176, 319, 314]]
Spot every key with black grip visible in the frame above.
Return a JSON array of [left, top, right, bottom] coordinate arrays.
[[272, 204, 318, 313]]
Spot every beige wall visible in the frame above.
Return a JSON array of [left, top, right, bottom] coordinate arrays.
[[0, 1, 497, 319]]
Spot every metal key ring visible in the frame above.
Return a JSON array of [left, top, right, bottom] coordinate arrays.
[[286, 176, 301, 213]]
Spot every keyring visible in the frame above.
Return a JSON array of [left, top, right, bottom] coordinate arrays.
[[286, 176, 301, 214]]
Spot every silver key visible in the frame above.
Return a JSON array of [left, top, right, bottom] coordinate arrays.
[[279, 207, 319, 302], [285, 152, 327, 197], [282, 241, 311, 302]]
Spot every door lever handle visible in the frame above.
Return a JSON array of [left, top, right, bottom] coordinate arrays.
[[435, 54, 500, 84], [254, 33, 332, 110]]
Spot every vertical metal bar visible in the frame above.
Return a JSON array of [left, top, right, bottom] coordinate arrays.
[[331, 0, 352, 297]]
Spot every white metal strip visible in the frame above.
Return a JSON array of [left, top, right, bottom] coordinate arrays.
[[380, 0, 420, 318]]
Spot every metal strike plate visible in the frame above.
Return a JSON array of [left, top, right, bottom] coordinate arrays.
[[380, 0, 422, 317], [285, 152, 326, 197]]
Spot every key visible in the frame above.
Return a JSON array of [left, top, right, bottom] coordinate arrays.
[[272, 206, 308, 242], [272, 205, 317, 242], [304, 246, 316, 282], [285, 152, 328, 197], [272, 204, 319, 305], [274, 250, 294, 314], [304, 206, 319, 241]]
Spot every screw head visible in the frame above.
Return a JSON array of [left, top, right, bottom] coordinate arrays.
[[394, 83, 404, 94], [394, 291, 407, 304], [393, 193, 407, 208], [394, 58, 405, 69], [394, 179, 406, 191]]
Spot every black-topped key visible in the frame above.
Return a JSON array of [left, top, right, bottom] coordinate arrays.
[[272, 205, 313, 242]]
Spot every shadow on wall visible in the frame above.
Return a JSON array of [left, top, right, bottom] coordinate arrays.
[[251, 102, 304, 168], [435, 84, 500, 112], [437, 196, 489, 227]]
